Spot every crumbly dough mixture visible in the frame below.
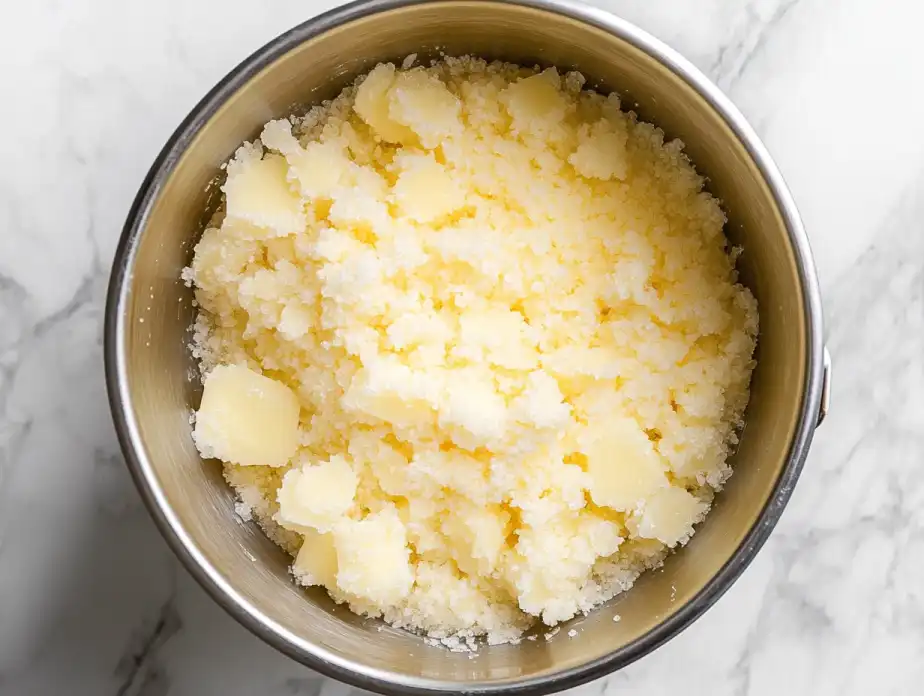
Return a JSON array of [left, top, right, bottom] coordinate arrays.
[[187, 56, 758, 647]]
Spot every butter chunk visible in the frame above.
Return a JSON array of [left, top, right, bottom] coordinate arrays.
[[391, 152, 466, 223], [292, 528, 338, 587], [510, 370, 571, 430], [276, 455, 358, 532], [569, 120, 629, 181], [262, 119, 359, 201], [223, 147, 305, 237], [259, 118, 301, 156], [277, 303, 314, 340], [439, 367, 508, 447], [634, 487, 708, 547], [190, 225, 258, 289], [583, 419, 668, 511], [455, 307, 539, 371], [502, 68, 568, 135], [388, 68, 463, 149], [441, 501, 509, 576], [292, 141, 356, 200], [194, 364, 300, 467], [334, 507, 414, 605], [343, 356, 440, 430], [354, 63, 416, 144]]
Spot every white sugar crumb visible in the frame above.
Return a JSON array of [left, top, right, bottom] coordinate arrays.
[[234, 499, 253, 522], [612, 614, 622, 622], [568, 629, 578, 638], [424, 630, 480, 652], [180, 266, 195, 287], [185, 56, 758, 650], [442, 635, 467, 652]]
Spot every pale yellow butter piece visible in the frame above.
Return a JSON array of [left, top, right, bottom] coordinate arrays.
[[223, 148, 305, 237], [190, 225, 258, 288], [634, 486, 708, 547], [509, 370, 571, 430], [292, 528, 338, 587], [193, 364, 300, 467], [569, 120, 629, 181], [343, 356, 440, 430], [276, 455, 358, 532], [583, 419, 668, 511], [454, 307, 539, 371], [388, 68, 463, 149], [289, 141, 355, 199], [261, 118, 358, 200], [502, 68, 568, 134], [441, 501, 509, 576], [391, 152, 466, 223], [354, 63, 417, 144], [334, 507, 414, 605], [438, 367, 509, 447], [277, 303, 313, 340]]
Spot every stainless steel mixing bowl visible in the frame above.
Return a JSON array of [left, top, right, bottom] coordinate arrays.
[[104, 0, 830, 693]]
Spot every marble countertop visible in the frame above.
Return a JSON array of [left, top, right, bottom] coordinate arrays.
[[2, 1, 922, 694]]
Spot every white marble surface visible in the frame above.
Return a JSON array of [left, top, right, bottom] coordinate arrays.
[[1, 0, 922, 694]]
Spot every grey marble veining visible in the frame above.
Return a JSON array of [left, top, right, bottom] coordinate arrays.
[[1, 1, 922, 694]]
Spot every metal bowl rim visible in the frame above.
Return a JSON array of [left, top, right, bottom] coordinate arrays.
[[104, 1, 826, 693]]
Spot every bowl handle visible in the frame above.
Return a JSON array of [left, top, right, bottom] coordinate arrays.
[[816, 346, 831, 427]]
